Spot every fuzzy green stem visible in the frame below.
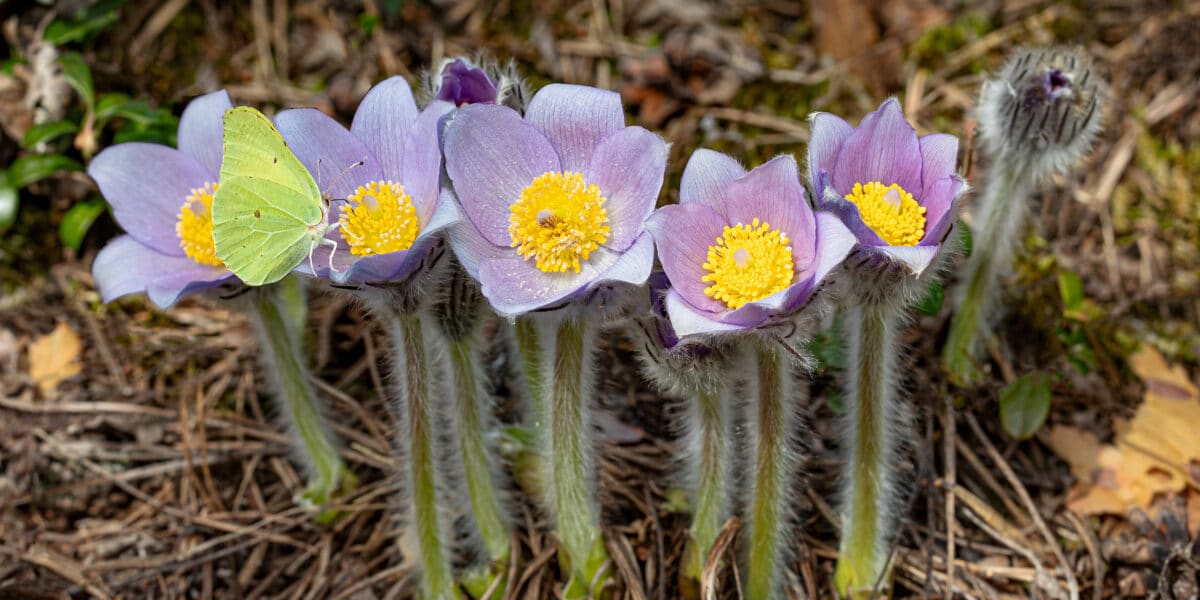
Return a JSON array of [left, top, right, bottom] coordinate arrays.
[[539, 313, 609, 595], [448, 336, 511, 562], [745, 344, 796, 600], [516, 317, 545, 427], [684, 384, 733, 582], [248, 282, 353, 513], [943, 167, 1032, 385], [836, 301, 902, 598], [389, 315, 461, 600]]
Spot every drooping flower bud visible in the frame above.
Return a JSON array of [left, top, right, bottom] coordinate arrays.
[[977, 46, 1108, 178]]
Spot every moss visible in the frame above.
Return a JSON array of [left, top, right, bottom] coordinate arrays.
[[909, 13, 992, 71]]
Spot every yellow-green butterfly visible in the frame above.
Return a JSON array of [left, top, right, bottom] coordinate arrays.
[[213, 107, 338, 286]]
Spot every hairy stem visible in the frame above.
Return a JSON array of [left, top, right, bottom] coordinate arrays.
[[386, 314, 461, 600], [684, 383, 734, 582], [515, 317, 545, 428], [943, 166, 1031, 385], [745, 343, 798, 600], [836, 301, 903, 598], [248, 280, 352, 512]]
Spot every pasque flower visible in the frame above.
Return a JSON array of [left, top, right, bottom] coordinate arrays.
[[810, 98, 965, 278], [90, 89, 236, 307], [270, 76, 459, 285], [646, 151, 854, 338], [444, 83, 667, 317]]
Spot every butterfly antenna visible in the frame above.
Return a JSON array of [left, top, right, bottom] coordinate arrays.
[[323, 161, 365, 200]]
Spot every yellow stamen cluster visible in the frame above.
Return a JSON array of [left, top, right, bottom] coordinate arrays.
[[177, 182, 223, 267], [701, 218, 795, 310], [843, 181, 926, 246], [508, 171, 610, 273], [338, 181, 420, 256]]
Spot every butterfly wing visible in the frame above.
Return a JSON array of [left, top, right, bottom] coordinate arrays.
[[213, 107, 325, 286]]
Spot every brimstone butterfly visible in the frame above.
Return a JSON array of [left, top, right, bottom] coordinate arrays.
[[212, 107, 339, 286]]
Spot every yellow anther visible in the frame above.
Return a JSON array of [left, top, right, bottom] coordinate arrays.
[[177, 182, 223, 267], [701, 218, 795, 310], [339, 181, 420, 256], [508, 171, 610, 273], [843, 181, 926, 246]]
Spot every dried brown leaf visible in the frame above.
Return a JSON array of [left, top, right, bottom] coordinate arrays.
[[27, 321, 83, 398]]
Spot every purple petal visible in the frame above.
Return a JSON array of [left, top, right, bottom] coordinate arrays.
[[93, 235, 232, 308], [593, 232, 654, 287], [644, 204, 729, 314], [447, 203, 509, 281], [679, 149, 746, 216], [830, 98, 922, 196], [781, 211, 855, 312], [525, 84, 625, 173], [918, 133, 959, 199], [274, 108, 383, 201], [436, 59, 499, 105], [919, 176, 965, 246], [402, 100, 455, 226], [478, 257, 597, 317], [722, 154, 817, 271], [176, 89, 232, 176], [807, 112, 853, 197], [351, 76, 420, 182], [820, 186, 887, 247], [88, 143, 212, 256], [586, 126, 667, 252], [665, 290, 744, 338], [443, 103, 559, 246], [873, 244, 939, 276]]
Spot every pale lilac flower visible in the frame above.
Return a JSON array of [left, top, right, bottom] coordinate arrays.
[[646, 151, 855, 338], [809, 98, 965, 276], [90, 90, 236, 308], [274, 76, 459, 284], [444, 84, 667, 317], [435, 58, 499, 105]]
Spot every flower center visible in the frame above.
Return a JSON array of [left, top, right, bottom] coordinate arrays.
[[177, 182, 223, 267], [843, 181, 926, 246], [338, 181, 420, 256], [701, 218, 795, 310], [508, 171, 610, 273]]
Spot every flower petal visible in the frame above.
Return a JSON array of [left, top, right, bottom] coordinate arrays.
[[679, 148, 745, 216], [593, 232, 654, 288], [402, 100, 455, 226], [807, 111, 853, 197], [329, 196, 460, 284], [351, 76, 420, 181], [176, 89, 232, 176], [810, 211, 857, 284], [443, 103, 559, 246], [93, 235, 232, 307], [587, 126, 667, 251], [447, 202, 509, 280], [478, 257, 597, 317], [88, 143, 213, 256], [665, 289, 744, 338], [274, 108, 384, 201], [525, 84, 625, 173], [830, 98, 922, 196], [918, 133, 959, 199], [723, 154, 817, 271], [820, 186, 887, 247], [644, 203, 729, 314], [919, 175, 965, 246], [873, 244, 939, 276]]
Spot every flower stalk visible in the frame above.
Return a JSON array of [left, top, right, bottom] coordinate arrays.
[[744, 342, 799, 600], [835, 299, 905, 598], [246, 277, 355, 520], [683, 382, 734, 581]]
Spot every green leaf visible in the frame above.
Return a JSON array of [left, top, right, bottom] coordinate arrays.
[[7, 154, 83, 189], [20, 120, 79, 148], [998, 372, 1052, 440], [96, 93, 176, 127], [1057, 271, 1084, 311], [0, 183, 18, 232], [59, 197, 108, 250], [43, 0, 126, 45], [58, 51, 94, 109], [915, 281, 945, 316]]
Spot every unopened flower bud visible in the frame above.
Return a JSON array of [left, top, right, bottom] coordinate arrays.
[[978, 46, 1108, 178]]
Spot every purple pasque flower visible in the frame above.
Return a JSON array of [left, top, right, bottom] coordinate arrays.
[[90, 89, 237, 308], [809, 98, 965, 276], [646, 151, 856, 338], [443, 83, 667, 317], [273, 76, 459, 285], [435, 58, 499, 106]]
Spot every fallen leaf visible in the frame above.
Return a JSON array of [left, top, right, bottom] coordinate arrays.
[[1047, 346, 1200, 518], [28, 321, 83, 397]]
